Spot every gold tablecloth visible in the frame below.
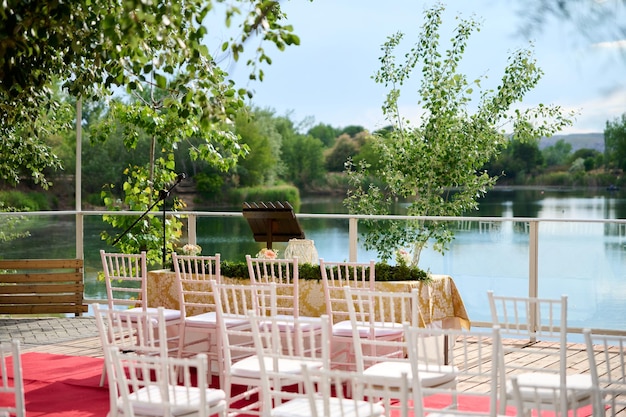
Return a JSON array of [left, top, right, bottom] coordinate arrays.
[[147, 271, 471, 330]]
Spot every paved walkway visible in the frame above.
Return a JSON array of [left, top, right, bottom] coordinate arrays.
[[0, 317, 100, 348]]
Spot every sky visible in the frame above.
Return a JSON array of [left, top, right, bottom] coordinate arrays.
[[216, 0, 626, 135]]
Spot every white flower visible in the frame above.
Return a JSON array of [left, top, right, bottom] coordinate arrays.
[[181, 244, 202, 256]]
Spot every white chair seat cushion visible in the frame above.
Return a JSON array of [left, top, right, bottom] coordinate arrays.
[[121, 307, 180, 323], [260, 315, 323, 332], [332, 320, 404, 338], [146, 307, 181, 321], [185, 312, 247, 328], [118, 307, 145, 322], [120, 385, 226, 416], [271, 396, 385, 417], [185, 312, 218, 327], [363, 361, 457, 387], [506, 372, 593, 403], [231, 355, 323, 379]]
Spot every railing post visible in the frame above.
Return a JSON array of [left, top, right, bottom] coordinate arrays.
[[187, 214, 197, 245], [349, 217, 358, 262], [76, 211, 84, 260], [529, 220, 539, 340]]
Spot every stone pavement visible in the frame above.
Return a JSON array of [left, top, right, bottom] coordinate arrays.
[[0, 316, 100, 348]]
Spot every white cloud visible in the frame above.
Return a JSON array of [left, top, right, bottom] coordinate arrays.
[[592, 40, 626, 50]]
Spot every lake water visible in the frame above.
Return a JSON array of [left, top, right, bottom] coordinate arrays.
[[2, 187, 625, 333]]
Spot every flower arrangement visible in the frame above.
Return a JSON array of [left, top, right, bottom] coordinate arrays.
[[256, 248, 278, 260], [395, 248, 412, 267], [181, 243, 202, 256]]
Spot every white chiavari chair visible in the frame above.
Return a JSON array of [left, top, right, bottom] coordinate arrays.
[[319, 259, 375, 370], [93, 303, 169, 417], [0, 339, 25, 417], [405, 324, 504, 417], [210, 279, 275, 416], [109, 347, 227, 417], [248, 310, 331, 416], [173, 252, 221, 384], [510, 375, 576, 417], [343, 285, 458, 405], [100, 250, 181, 353], [488, 291, 593, 416], [267, 365, 412, 417], [583, 329, 626, 417], [246, 254, 305, 319]]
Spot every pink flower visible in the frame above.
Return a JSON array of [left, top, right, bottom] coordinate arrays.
[[257, 248, 278, 259]]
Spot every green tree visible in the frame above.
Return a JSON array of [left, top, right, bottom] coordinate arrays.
[[568, 148, 602, 171], [234, 108, 284, 187], [307, 123, 339, 148], [0, 0, 300, 195], [282, 135, 326, 190], [604, 114, 626, 171], [340, 125, 366, 137], [345, 4, 574, 265], [325, 134, 361, 172], [542, 139, 572, 167], [0, 82, 72, 188], [0, 0, 303, 264], [509, 138, 545, 177]]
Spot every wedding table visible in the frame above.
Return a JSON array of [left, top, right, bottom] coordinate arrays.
[[146, 271, 471, 330]]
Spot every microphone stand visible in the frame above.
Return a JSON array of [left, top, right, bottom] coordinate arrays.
[[112, 174, 186, 269]]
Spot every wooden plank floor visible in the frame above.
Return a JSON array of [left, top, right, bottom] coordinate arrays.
[[14, 333, 623, 416]]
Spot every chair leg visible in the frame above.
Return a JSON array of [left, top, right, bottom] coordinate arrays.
[[99, 363, 107, 387]]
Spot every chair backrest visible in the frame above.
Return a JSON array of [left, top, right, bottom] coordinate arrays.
[[173, 253, 221, 318], [487, 291, 570, 414], [509, 375, 574, 417], [93, 303, 169, 414], [405, 325, 503, 417], [0, 340, 25, 417], [249, 312, 332, 417], [109, 347, 226, 417], [249, 312, 331, 367], [100, 250, 148, 310], [319, 259, 375, 325], [344, 286, 421, 373], [487, 290, 567, 342], [296, 365, 412, 417], [93, 303, 168, 358], [246, 254, 300, 317], [210, 280, 276, 368], [583, 329, 626, 417]]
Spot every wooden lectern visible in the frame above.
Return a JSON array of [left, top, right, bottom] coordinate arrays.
[[242, 201, 305, 249]]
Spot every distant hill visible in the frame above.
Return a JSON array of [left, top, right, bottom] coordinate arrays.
[[538, 132, 604, 152]]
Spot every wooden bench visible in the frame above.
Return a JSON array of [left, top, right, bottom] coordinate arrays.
[[0, 259, 88, 316]]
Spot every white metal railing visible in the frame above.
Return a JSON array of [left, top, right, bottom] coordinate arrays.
[[2, 209, 626, 337]]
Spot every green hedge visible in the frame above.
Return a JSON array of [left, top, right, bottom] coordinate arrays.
[[0, 190, 50, 211], [220, 260, 429, 282]]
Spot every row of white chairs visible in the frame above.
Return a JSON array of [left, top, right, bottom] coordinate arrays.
[[94, 299, 625, 417], [97, 250, 626, 417], [3, 251, 624, 417]]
